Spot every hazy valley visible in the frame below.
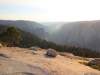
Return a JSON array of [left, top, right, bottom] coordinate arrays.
[[1, 20, 100, 52]]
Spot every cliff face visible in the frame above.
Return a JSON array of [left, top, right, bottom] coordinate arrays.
[[32, 27, 50, 40], [50, 20, 100, 51]]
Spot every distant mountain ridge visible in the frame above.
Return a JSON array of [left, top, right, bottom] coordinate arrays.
[[0, 20, 50, 40], [40, 22, 67, 26]]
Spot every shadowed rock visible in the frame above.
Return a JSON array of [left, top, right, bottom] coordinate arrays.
[[0, 53, 10, 58]]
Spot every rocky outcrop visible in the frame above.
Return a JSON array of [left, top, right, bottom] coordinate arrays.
[[0, 47, 100, 75], [46, 48, 57, 57]]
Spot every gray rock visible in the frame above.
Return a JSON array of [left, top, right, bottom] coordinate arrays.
[[89, 58, 100, 65], [29, 46, 37, 50], [46, 48, 57, 57]]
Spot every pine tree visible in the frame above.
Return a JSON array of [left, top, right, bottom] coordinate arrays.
[[0, 26, 22, 46]]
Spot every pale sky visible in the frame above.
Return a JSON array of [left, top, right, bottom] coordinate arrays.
[[0, 0, 100, 22]]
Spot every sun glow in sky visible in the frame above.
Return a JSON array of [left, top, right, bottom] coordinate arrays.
[[0, 0, 100, 22]]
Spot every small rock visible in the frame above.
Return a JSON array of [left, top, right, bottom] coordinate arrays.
[[29, 46, 37, 50], [46, 48, 57, 57]]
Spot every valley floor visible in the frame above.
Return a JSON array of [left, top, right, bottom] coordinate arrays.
[[0, 47, 100, 75]]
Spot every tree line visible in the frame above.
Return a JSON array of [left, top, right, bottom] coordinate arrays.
[[0, 24, 100, 58]]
